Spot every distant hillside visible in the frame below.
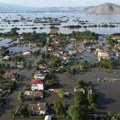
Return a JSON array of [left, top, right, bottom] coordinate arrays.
[[0, 3, 28, 12], [1, 2, 120, 14], [0, 3, 92, 12], [88, 3, 120, 14]]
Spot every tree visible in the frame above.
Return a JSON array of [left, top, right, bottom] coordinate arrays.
[[82, 60, 88, 70], [100, 59, 113, 69], [74, 92, 85, 104], [67, 67, 76, 75], [10, 28, 19, 36], [34, 60, 40, 69], [87, 90, 96, 104], [67, 67, 76, 81], [19, 103, 28, 116], [18, 74, 24, 81], [53, 100, 63, 114], [49, 57, 60, 68], [58, 89, 65, 98], [68, 104, 82, 120], [18, 91, 24, 102]]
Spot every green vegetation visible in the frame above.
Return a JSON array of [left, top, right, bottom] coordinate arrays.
[[0, 75, 17, 91], [0, 99, 6, 107], [18, 103, 28, 116], [100, 59, 113, 69], [52, 100, 64, 114], [21, 31, 47, 46], [68, 80, 97, 120], [18, 91, 24, 102], [69, 30, 98, 40], [58, 89, 65, 98]]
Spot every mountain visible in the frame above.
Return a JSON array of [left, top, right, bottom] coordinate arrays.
[[1, 2, 120, 14], [88, 3, 120, 14], [0, 3, 92, 12], [0, 3, 28, 12], [35, 7, 93, 12]]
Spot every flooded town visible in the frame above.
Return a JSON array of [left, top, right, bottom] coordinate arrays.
[[0, 1, 120, 120]]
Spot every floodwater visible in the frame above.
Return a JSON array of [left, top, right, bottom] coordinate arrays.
[[8, 44, 39, 53], [0, 39, 11, 47], [0, 12, 120, 34], [0, 12, 120, 118], [76, 70, 120, 114]]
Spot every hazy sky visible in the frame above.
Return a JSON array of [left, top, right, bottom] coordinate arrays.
[[0, 0, 119, 7]]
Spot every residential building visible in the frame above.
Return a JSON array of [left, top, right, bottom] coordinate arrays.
[[31, 79, 44, 91], [28, 103, 47, 115]]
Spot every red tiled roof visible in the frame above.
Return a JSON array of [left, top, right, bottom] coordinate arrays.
[[96, 45, 100, 48], [52, 38, 60, 42], [31, 80, 43, 84], [63, 53, 69, 57], [35, 93, 43, 97], [98, 50, 108, 53], [49, 89, 61, 93], [102, 56, 110, 59]]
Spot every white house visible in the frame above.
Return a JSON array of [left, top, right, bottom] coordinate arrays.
[[34, 73, 46, 80], [31, 79, 44, 91], [17, 61, 24, 69], [23, 50, 31, 56], [97, 50, 110, 61], [3, 55, 10, 60], [44, 115, 52, 120], [69, 50, 77, 55]]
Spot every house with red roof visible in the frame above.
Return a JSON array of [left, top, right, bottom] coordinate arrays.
[[32, 91, 43, 98], [52, 37, 60, 44], [97, 50, 110, 61], [48, 46, 53, 52], [24, 91, 43, 99], [31, 79, 44, 91]]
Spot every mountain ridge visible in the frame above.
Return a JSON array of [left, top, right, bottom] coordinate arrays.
[[0, 2, 120, 14], [88, 3, 120, 14]]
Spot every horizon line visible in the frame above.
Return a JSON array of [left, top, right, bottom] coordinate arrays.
[[0, 2, 118, 8]]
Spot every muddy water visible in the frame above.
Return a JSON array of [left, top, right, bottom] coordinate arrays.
[[75, 70, 120, 113]]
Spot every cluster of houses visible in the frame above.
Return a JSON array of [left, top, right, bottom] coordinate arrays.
[[111, 36, 120, 57], [47, 37, 87, 62], [94, 36, 120, 61], [22, 60, 48, 115]]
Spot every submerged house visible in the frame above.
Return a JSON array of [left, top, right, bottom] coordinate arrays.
[[4, 71, 16, 81], [97, 50, 110, 61], [31, 79, 44, 91], [28, 103, 47, 115]]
